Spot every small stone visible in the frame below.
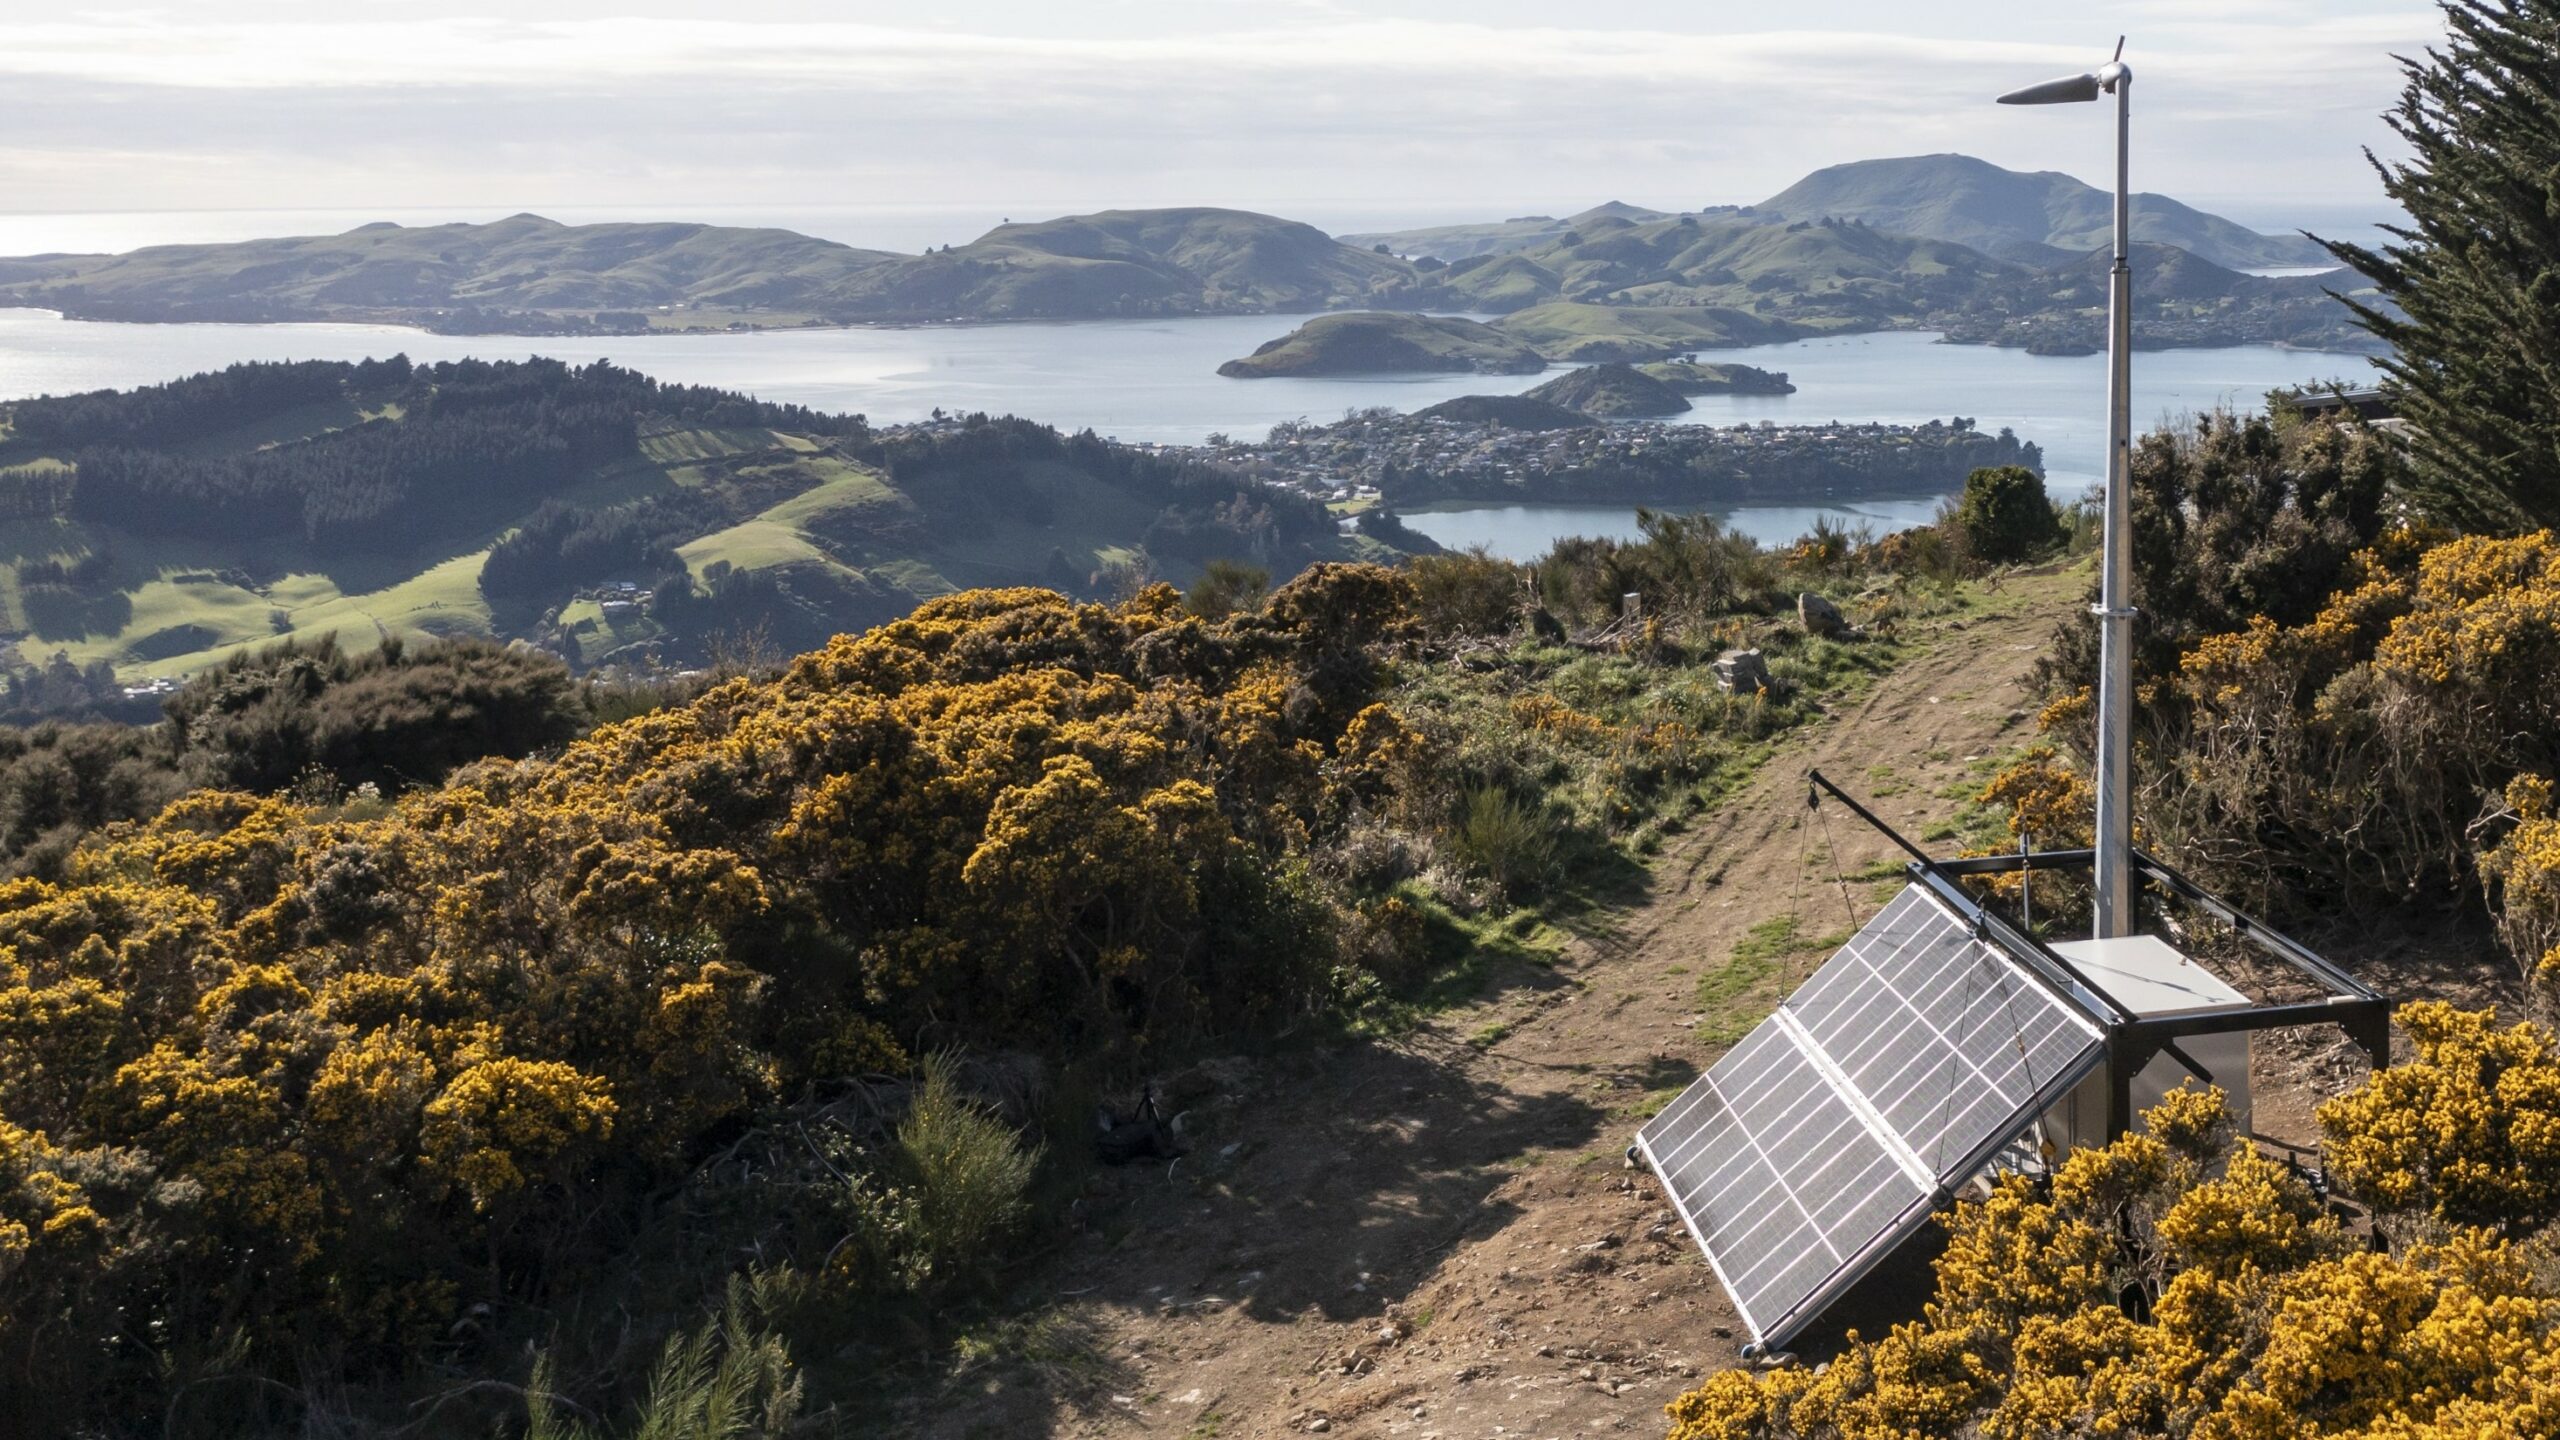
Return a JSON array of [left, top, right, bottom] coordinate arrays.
[[1308, 1419, 1331, 1433], [1578, 1365, 1598, 1382], [1798, 590, 1847, 637], [1713, 648, 1776, 696]]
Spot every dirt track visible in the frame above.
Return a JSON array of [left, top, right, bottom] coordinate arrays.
[[909, 567, 2309, 1440]]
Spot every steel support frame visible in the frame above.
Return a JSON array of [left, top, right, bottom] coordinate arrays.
[[1806, 769, 2392, 1140]]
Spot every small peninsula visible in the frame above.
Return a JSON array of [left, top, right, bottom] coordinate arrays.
[[1411, 393, 1597, 430], [1636, 358, 1797, 395], [1523, 363, 1693, 418], [1216, 312, 1548, 378]]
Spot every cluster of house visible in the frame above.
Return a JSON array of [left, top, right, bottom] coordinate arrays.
[[1130, 413, 2015, 505]]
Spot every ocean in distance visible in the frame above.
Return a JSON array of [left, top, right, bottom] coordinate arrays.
[[0, 305, 2376, 560]]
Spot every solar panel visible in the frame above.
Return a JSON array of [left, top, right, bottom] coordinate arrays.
[[1636, 884, 2104, 1347]]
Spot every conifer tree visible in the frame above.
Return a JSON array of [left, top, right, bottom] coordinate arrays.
[[2322, 0, 2560, 534]]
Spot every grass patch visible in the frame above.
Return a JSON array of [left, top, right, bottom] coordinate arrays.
[[1690, 915, 1850, 1045], [1626, 1086, 1685, 1120], [942, 1308, 1115, 1394], [1467, 1019, 1514, 1050]]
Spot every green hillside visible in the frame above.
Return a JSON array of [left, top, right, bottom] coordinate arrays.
[[841, 208, 1435, 319], [1495, 302, 1808, 361], [0, 208, 1451, 330], [0, 214, 899, 330], [1523, 362, 1692, 417], [0, 359, 1393, 682], [1339, 201, 1673, 261], [0, 189, 2370, 351], [1409, 392, 1596, 429], [1216, 311, 1549, 377], [1756, 153, 2334, 269], [1637, 359, 1796, 394], [1484, 211, 2019, 316]]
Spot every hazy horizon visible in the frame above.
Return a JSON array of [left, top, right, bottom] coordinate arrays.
[[4, 2, 2436, 235]]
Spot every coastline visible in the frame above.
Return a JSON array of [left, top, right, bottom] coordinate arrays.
[[0, 300, 2388, 361]]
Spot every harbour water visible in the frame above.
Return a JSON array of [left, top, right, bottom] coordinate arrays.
[[0, 307, 2374, 555]]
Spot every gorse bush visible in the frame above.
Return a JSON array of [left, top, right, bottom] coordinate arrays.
[[1665, 1076, 2560, 1440], [0, 571, 1416, 1426], [2003, 404, 2560, 991], [1406, 547, 1526, 638], [0, 512, 1894, 1425]]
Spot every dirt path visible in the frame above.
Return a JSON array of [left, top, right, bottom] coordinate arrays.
[[911, 570, 2116, 1440]]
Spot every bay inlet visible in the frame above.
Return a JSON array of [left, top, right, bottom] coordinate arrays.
[[0, 309, 2367, 557]]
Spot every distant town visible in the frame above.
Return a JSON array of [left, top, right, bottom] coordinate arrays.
[[1132, 407, 2043, 512]]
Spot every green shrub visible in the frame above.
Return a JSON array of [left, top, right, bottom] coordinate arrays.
[[897, 1055, 1041, 1280], [1450, 784, 1560, 897], [1183, 560, 1269, 620], [1406, 547, 1523, 637], [1952, 465, 2064, 564], [823, 1056, 1042, 1299], [528, 1274, 803, 1440]]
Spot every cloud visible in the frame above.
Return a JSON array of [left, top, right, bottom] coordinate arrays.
[[0, 7, 2440, 220]]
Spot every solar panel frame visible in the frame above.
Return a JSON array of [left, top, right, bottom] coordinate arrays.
[[1636, 883, 2105, 1347]]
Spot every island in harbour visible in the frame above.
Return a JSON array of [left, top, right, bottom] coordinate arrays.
[[1213, 319, 1798, 398], [1214, 312, 1547, 378]]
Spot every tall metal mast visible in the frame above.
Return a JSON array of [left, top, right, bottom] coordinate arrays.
[[2000, 39, 2136, 938]]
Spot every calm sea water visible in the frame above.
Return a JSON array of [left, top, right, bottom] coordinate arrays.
[[1402, 497, 1954, 558], [0, 307, 2376, 553]]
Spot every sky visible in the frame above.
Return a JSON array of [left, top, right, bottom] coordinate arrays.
[[0, 1, 2442, 243]]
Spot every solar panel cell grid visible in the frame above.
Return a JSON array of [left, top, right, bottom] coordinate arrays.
[[1636, 883, 2106, 1346], [1642, 1025, 1930, 1336]]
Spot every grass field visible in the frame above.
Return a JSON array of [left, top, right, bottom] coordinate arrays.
[[0, 411, 1373, 682], [27, 549, 496, 680]]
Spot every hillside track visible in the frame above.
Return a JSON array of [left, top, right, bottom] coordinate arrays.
[[913, 568, 2149, 1440]]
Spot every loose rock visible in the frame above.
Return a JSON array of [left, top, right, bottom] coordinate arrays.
[[1714, 648, 1776, 696]]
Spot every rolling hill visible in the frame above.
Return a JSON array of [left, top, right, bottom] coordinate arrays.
[[1522, 363, 1692, 418], [1340, 202, 1674, 261], [833, 207, 1436, 320], [0, 209, 1449, 331], [1493, 302, 1807, 362], [1451, 210, 2022, 316], [0, 358, 1405, 681], [1347, 156, 2332, 274], [1637, 359, 1796, 394], [1472, 214, 2372, 358], [0, 215, 900, 329], [0, 179, 2375, 356], [1754, 154, 2334, 269]]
